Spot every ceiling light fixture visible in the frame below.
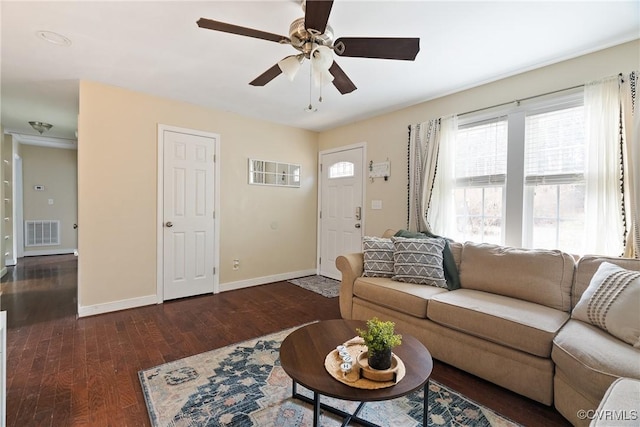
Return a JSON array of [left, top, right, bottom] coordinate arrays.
[[278, 54, 305, 81], [310, 45, 334, 88], [29, 121, 53, 134], [36, 30, 72, 47]]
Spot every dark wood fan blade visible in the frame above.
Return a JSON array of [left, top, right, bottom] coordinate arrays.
[[329, 61, 356, 94], [333, 37, 420, 60], [249, 64, 283, 86], [305, 0, 333, 34], [197, 18, 290, 44]]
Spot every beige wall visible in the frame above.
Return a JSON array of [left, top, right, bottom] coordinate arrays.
[[21, 145, 77, 254], [77, 81, 318, 310], [319, 40, 640, 237]]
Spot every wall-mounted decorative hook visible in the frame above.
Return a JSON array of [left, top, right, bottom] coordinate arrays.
[[368, 160, 391, 182]]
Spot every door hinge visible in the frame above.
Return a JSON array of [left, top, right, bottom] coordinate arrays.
[[320, 163, 323, 172], [319, 211, 322, 219], [213, 267, 216, 275], [212, 211, 215, 219], [213, 154, 216, 162], [319, 257, 321, 265]]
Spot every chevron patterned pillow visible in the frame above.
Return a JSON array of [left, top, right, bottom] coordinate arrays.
[[363, 237, 395, 277], [391, 237, 447, 288]]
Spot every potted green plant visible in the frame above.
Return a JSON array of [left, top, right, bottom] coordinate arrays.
[[356, 317, 402, 370]]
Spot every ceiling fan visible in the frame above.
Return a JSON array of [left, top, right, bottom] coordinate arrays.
[[196, 0, 420, 95]]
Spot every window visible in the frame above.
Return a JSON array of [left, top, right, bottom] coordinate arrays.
[[523, 105, 585, 253], [329, 161, 354, 179], [453, 118, 507, 244], [452, 92, 586, 253]]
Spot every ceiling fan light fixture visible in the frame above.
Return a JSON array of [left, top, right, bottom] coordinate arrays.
[[311, 45, 333, 72], [28, 121, 53, 134], [278, 54, 304, 81]]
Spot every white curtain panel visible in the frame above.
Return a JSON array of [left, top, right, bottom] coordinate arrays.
[[427, 116, 457, 237], [621, 71, 639, 258], [408, 117, 457, 235], [584, 75, 626, 256]]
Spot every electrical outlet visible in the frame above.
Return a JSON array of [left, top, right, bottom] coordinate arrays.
[[233, 259, 240, 270]]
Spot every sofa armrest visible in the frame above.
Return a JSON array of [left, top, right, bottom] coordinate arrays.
[[336, 253, 364, 319]]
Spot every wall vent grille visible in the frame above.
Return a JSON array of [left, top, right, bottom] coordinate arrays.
[[25, 220, 60, 246]]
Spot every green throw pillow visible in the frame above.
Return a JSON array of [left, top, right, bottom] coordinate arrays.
[[394, 229, 461, 290]]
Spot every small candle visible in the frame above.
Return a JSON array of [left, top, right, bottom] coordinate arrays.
[[340, 362, 352, 374]]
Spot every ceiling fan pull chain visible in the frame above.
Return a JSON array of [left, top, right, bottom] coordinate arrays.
[[307, 63, 314, 111]]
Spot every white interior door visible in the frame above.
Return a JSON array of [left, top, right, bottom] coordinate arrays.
[[163, 130, 216, 300], [319, 146, 365, 279]]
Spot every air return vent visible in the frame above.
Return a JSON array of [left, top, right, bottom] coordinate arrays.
[[25, 220, 60, 246]]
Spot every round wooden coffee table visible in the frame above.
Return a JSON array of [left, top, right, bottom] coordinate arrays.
[[280, 319, 433, 427]]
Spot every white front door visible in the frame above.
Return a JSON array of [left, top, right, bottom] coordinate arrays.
[[163, 130, 216, 300], [319, 145, 365, 279]]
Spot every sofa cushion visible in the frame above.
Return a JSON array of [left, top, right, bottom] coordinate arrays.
[[552, 319, 640, 402], [362, 236, 395, 278], [459, 242, 575, 312], [391, 237, 447, 288], [428, 289, 569, 357], [353, 276, 447, 318], [573, 255, 640, 308], [572, 262, 640, 348]]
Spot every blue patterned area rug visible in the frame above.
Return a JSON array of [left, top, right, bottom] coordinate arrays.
[[287, 275, 341, 298], [139, 325, 520, 426]]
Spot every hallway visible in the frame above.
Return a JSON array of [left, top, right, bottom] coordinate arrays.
[[1, 254, 77, 328]]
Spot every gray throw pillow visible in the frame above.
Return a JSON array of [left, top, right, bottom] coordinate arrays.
[[394, 229, 460, 290], [391, 237, 447, 288], [362, 236, 395, 278]]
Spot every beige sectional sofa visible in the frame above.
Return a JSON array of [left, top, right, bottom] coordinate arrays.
[[552, 255, 640, 425], [336, 230, 640, 426]]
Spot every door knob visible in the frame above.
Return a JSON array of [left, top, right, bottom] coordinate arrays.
[[165, 221, 173, 228], [355, 223, 361, 228]]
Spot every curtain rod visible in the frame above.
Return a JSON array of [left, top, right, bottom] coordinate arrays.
[[459, 83, 585, 117]]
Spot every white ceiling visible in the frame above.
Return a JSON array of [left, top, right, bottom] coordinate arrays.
[[1, 1, 639, 141]]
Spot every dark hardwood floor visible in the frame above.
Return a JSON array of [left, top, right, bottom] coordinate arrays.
[[1, 255, 570, 426]]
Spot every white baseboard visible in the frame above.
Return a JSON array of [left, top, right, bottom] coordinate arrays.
[[78, 269, 317, 317], [78, 294, 157, 318], [220, 269, 317, 292], [23, 248, 76, 257]]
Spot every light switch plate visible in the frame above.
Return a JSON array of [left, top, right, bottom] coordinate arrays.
[[371, 200, 383, 210]]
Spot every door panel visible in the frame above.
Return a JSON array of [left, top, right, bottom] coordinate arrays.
[[319, 147, 364, 279], [163, 130, 215, 300]]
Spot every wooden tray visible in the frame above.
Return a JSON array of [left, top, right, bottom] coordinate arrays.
[[324, 344, 406, 389]]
